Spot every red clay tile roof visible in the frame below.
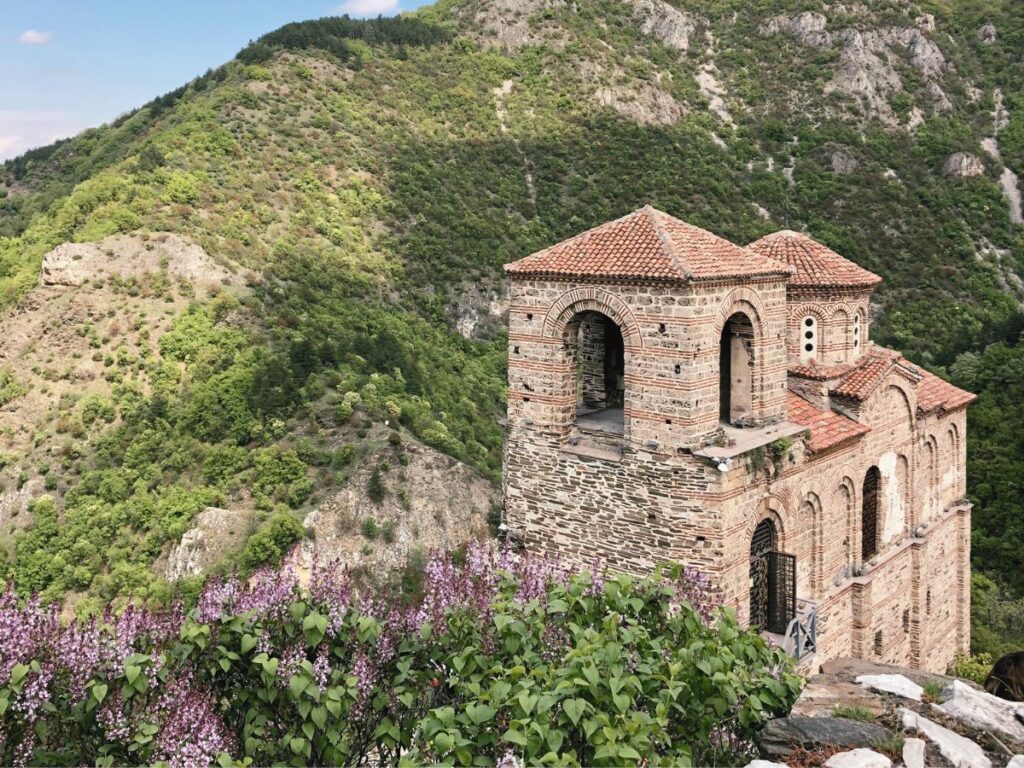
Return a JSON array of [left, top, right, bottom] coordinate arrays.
[[789, 361, 856, 381], [917, 369, 976, 413], [830, 352, 898, 401], [787, 392, 870, 453], [747, 230, 882, 289], [505, 206, 793, 283]]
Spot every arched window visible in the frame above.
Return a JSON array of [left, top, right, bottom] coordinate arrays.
[[862, 466, 881, 560], [566, 310, 625, 439], [853, 312, 862, 354], [800, 315, 818, 364], [720, 312, 754, 425]]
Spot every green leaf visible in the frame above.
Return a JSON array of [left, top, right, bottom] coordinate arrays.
[[434, 731, 454, 752], [92, 683, 108, 704], [619, 745, 642, 761], [502, 728, 528, 747], [289, 674, 307, 700], [563, 698, 587, 725], [466, 703, 495, 724], [289, 737, 307, 756], [518, 691, 538, 715], [613, 693, 630, 714], [240, 634, 258, 655], [10, 664, 29, 688], [311, 706, 327, 730], [125, 664, 141, 685]]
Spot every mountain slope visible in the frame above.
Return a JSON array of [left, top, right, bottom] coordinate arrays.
[[1, 0, 1023, 624]]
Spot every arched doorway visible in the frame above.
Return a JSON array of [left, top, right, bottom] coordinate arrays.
[[720, 312, 754, 425], [862, 466, 880, 560], [749, 518, 796, 634], [567, 310, 626, 437]]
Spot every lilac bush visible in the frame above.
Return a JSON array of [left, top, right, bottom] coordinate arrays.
[[0, 545, 799, 766]]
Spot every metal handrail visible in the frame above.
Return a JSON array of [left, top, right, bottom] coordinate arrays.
[[783, 599, 818, 660]]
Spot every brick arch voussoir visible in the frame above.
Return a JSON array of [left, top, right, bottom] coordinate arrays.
[[543, 289, 644, 350], [749, 495, 790, 550], [716, 286, 770, 339]]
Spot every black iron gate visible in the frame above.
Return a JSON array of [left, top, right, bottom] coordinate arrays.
[[749, 520, 775, 630], [862, 467, 880, 560], [750, 519, 797, 634], [768, 551, 796, 634]]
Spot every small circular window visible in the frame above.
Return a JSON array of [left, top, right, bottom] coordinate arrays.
[[800, 316, 817, 362]]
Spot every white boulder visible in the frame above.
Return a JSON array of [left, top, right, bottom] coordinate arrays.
[[900, 707, 991, 768], [938, 680, 1024, 744], [903, 737, 926, 768], [855, 674, 924, 701], [824, 747, 892, 768]]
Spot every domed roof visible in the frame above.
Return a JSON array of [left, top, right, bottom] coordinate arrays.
[[747, 230, 882, 290]]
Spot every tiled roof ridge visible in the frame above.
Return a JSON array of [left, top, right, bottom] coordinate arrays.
[[643, 205, 695, 281]]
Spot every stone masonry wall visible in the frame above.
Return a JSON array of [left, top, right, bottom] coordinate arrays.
[[504, 274, 971, 674]]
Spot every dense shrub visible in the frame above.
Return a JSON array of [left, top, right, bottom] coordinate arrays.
[[0, 548, 800, 766]]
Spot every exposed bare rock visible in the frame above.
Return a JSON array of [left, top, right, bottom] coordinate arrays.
[[944, 152, 986, 178], [938, 680, 1024, 744], [595, 81, 687, 126], [900, 708, 992, 768], [629, 0, 700, 52], [162, 507, 257, 581], [41, 232, 246, 289], [453, 278, 509, 340], [301, 434, 496, 573], [981, 137, 1001, 161], [916, 14, 936, 33], [459, 0, 569, 50], [752, 203, 772, 221], [759, 12, 830, 46], [831, 148, 859, 175], [994, 88, 1010, 133], [695, 64, 735, 127], [759, 717, 896, 761], [978, 22, 997, 44], [0, 478, 44, 538], [902, 738, 926, 768], [1000, 168, 1023, 224], [760, 12, 951, 126], [823, 749, 891, 768]]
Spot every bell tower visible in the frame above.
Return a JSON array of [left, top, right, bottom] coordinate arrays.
[[503, 206, 791, 571]]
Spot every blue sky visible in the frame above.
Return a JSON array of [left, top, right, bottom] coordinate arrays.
[[1, 0, 431, 160]]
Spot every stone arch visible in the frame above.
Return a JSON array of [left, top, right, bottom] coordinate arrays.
[[922, 435, 939, 523], [715, 286, 769, 337], [543, 289, 643, 350], [750, 495, 789, 550], [790, 303, 827, 364], [830, 306, 851, 364], [800, 492, 824, 594], [947, 422, 961, 477], [873, 383, 915, 432], [715, 288, 772, 426], [837, 476, 857, 573]]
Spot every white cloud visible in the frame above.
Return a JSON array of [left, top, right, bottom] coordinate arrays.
[[19, 30, 53, 45], [0, 112, 92, 161], [333, 0, 399, 18]]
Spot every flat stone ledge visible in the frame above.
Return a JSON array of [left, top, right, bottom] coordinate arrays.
[[695, 421, 807, 460], [559, 443, 622, 463]]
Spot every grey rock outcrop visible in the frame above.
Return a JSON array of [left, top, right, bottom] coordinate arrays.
[[163, 507, 255, 581], [938, 680, 1024, 744], [978, 23, 997, 44], [759, 716, 897, 760], [944, 152, 986, 178], [629, 0, 700, 52]]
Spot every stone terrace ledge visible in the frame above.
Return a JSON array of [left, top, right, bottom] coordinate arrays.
[[694, 421, 808, 460]]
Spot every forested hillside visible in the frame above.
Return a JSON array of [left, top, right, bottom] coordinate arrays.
[[0, 0, 1022, 648]]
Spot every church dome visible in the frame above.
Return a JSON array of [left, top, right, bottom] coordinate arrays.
[[747, 230, 881, 290]]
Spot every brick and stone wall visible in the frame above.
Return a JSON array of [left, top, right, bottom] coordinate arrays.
[[504, 271, 972, 674]]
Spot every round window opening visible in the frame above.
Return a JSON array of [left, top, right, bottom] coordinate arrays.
[[804, 330, 813, 340], [804, 343, 814, 352], [804, 318, 814, 327]]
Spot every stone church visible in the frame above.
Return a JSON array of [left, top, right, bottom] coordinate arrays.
[[502, 206, 974, 672]]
